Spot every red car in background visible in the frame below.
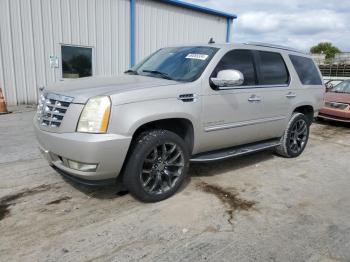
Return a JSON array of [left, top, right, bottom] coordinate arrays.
[[319, 80, 350, 123]]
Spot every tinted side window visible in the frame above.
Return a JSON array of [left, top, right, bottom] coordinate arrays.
[[289, 55, 322, 85], [212, 50, 256, 86], [258, 51, 289, 85]]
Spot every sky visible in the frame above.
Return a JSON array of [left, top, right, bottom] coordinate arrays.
[[186, 0, 350, 52]]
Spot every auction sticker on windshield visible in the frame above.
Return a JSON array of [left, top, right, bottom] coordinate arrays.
[[185, 54, 209, 60]]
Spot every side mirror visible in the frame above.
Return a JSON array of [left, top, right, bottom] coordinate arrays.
[[211, 69, 244, 88]]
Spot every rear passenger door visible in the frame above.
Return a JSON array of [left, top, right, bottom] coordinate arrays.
[[251, 50, 293, 134]]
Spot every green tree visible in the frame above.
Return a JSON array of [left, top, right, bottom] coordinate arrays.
[[310, 42, 341, 60]]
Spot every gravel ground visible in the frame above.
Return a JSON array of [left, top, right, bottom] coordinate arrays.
[[0, 109, 350, 262]]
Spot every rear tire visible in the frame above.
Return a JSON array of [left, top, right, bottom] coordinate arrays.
[[275, 112, 310, 158], [123, 129, 190, 202]]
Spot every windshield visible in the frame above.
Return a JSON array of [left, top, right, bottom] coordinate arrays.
[[331, 81, 350, 94], [126, 46, 218, 82]]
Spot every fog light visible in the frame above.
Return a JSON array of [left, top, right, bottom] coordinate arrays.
[[67, 159, 98, 172]]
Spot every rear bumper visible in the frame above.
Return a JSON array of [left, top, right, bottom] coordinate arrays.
[[319, 107, 350, 123], [34, 121, 132, 181]]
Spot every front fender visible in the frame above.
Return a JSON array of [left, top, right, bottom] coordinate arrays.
[[108, 98, 201, 137]]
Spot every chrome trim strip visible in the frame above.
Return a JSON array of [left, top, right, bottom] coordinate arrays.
[[205, 116, 286, 132], [46, 93, 74, 103], [190, 143, 280, 162], [217, 84, 289, 90]]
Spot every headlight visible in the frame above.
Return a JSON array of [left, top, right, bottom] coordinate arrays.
[[77, 96, 111, 133]]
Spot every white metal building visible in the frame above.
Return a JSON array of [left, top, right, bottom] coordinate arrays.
[[0, 0, 237, 105]]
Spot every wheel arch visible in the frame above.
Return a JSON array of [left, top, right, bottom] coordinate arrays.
[[131, 118, 195, 155], [293, 104, 314, 125]]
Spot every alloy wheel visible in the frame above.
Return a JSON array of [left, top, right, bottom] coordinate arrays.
[[140, 142, 185, 195], [289, 119, 308, 154]]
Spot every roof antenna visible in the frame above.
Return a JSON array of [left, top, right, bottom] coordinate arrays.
[[208, 37, 215, 44]]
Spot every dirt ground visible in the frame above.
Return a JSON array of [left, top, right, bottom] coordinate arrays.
[[1, 108, 350, 262]]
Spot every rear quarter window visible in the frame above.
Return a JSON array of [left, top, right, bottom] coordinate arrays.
[[289, 55, 322, 85]]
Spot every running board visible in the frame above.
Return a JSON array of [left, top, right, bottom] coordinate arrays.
[[190, 139, 280, 163]]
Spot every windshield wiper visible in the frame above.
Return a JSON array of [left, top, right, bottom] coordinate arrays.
[[142, 70, 173, 80], [124, 69, 138, 75]]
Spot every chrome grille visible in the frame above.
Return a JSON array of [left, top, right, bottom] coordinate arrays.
[[325, 101, 349, 110], [37, 93, 74, 128]]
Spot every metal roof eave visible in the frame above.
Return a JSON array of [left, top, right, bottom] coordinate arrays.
[[159, 0, 237, 19], [129, 0, 237, 67]]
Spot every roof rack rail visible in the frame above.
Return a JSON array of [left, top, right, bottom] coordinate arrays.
[[244, 42, 305, 54]]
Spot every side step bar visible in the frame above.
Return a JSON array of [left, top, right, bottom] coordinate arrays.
[[190, 139, 280, 163]]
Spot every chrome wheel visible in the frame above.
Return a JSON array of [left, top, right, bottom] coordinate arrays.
[[289, 119, 308, 154], [140, 142, 185, 195]]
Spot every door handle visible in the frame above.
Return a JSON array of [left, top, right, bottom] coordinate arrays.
[[286, 92, 296, 98], [248, 94, 261, 102]]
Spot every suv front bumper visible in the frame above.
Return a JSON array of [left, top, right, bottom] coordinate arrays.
[[34, 121, 132, 181]]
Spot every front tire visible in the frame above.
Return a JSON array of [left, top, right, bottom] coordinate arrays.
[[123, 129, 190, 202], [275, 112, 310, 158]]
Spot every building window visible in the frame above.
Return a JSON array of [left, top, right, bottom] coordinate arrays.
[[61, 45, 92, 78]]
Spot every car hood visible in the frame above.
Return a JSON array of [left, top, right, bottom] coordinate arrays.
[[325, 92, 350, 104], [46, 75, 180, 104]]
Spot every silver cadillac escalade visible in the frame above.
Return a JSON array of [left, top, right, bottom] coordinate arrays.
[[34, 42, 324, 202]]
